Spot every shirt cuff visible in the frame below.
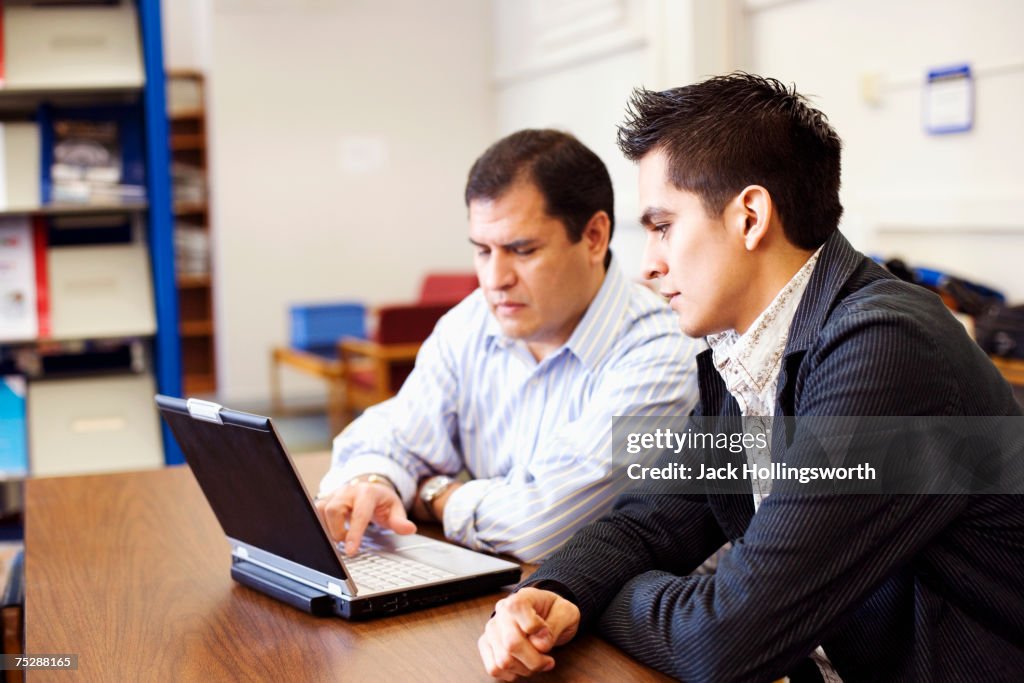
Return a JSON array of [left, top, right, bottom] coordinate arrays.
[[318, 454, 418, 509], [441, 478, 502, 552]]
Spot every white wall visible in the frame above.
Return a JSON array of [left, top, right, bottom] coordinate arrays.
[[161, 0, 210, 72], [492, 0, 737, 280], [743, 0, 1024, 299], [164, 0, 1023, 405], [496, 46, 652, 276], [200, 0, 494, 403], [494, 0, 1024, 300]]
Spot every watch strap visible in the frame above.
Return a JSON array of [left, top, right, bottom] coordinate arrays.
[[419, 475, 456, 520]]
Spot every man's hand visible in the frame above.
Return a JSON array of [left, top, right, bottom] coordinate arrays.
[[478, 588, 581, 680], [315, 477, 417, 555]]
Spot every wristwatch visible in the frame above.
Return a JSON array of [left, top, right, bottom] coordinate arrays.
[[419, 475, 456, 520]]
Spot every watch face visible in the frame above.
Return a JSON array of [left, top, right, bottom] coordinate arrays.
[[421, 476, 452, 502]]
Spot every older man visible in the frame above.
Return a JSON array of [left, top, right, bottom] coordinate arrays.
[[316, 129, 702, 563]]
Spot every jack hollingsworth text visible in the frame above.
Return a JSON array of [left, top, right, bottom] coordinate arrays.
[[627, 461, 877, 484]]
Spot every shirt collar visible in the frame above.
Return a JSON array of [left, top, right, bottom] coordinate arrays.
[[484, 257, 629, 371]]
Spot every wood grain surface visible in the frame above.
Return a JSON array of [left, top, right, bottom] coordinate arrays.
[[25, 453, 670, 682]]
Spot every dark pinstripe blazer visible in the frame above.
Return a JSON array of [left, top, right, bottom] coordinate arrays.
[[525, 232, 1024, 682]]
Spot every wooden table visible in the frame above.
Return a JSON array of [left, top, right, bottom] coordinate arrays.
[[25, 453, 670, 682], [992, 356, 1024, 387]]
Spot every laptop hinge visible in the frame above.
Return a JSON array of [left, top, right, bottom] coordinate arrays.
[[231, 543, 355, 598], [187, 398, 224, 424]]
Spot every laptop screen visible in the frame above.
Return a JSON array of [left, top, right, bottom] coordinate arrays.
[[156, 395, 346, 580]]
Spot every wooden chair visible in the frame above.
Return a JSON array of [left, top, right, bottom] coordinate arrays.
[[270, 303, 366, 435], [991, 356, 1024, 387], [417, 273, 479, 304], [271, 273, 478, 432], [338, 302, 457, 424], [337, 274, 478, 423], [270, 347, 349, 433]]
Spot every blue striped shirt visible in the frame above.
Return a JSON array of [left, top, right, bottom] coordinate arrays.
[[320, 260, 702, 562]]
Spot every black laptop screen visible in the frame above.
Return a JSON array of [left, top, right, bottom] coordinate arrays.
[[157, 396, 346, 580]]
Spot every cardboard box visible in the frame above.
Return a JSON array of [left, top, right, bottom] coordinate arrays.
[[3, 3, 143, 89], [28, 373, 163, 477], [48, 243, 156, 340]]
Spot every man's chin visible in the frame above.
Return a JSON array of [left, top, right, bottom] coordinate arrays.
[[499, 326, 524, 339], [496, 320, 532, 340], [677, 316, 716, 339]]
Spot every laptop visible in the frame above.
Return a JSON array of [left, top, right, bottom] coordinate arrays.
[[155, 395, 521, 619]]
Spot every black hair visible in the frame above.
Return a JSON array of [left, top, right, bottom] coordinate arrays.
[[617, 72, 843, 248], [465, 129, 615, 268]]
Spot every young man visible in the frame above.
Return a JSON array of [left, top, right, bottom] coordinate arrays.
[[316, 129, 702, 563], [479, 75, 1024, 680]]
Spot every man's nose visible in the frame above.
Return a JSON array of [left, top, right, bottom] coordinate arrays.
[[641, 233, 668, 281], [481, 252, 515, 290]]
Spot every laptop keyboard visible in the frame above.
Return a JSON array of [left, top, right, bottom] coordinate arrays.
[[345, 552, 457, 593]]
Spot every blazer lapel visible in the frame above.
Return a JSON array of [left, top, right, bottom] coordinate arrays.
[[775, 231, 869, 416], [696, 350, 756, 538]]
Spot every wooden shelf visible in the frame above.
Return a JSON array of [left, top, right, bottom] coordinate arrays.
[[169, 70, 215, 394], [170, 108, 203, 121], [183, 373, 217, 395], [177, 274, 211, 288], [173, 201, 207, 215], [170, 133, 205, 151], [179, 320, 213, 337], [167, 68, 204, 80]]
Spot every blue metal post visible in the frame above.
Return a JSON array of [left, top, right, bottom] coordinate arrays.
[[137, 0, 184, 465]]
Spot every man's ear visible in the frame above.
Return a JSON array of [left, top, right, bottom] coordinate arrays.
[[582, 210, 611, 264], [730, 185, 773, 251]]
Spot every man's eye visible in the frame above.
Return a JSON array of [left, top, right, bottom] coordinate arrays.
[[655, 224, 670, 240], [513, 247, 536, 256], [475, 248, 490, 257]]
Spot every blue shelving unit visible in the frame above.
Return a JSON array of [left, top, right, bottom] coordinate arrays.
[[138, 0, 184, 465], [0, 0, 184, 470]]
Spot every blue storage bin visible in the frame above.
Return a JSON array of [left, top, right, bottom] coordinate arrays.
[[914, 268, 1005, 303], [289, 303, 366, 356]]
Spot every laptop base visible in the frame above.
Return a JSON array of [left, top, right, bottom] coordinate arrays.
[[232, 558, 520, 620], [231, 560, 335, 616]]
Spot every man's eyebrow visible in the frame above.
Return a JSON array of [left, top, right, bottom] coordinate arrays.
[[640, 208, 672, 228], [468, 238, 541, 250]]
